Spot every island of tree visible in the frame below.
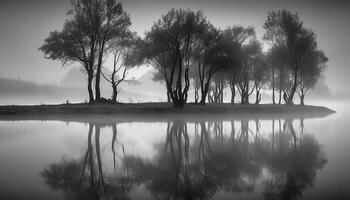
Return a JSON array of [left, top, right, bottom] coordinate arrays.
[[40, 0, 328, 108]]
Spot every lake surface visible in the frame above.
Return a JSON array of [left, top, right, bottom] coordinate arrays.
[[0, 102, 349, 200]]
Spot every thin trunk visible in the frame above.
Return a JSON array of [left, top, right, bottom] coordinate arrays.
[[112, 86, 117, 102], [272, 64, 275, 104], [87, 72, 94, 103], [272, 120, 275, 153], [255, 88, 261, 104], [300, 91, 305, 105], [230, 83, 235, 104], [167, 92, 171, 103], [219, 78, 224, 103], [287, 67, 298, 104], [278, 67, 283, 104], [95, 46, 105, 101]]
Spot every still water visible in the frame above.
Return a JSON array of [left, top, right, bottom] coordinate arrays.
[[0, 103, 349, 200]]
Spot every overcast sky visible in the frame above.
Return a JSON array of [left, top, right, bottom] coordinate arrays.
[[0, 0, 349, 95]]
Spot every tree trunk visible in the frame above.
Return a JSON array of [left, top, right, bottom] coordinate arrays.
[[255, 89, 261, 105], [167, 92, 171, 103], [112, 85, 117, 102], [300, 93, 305, 105], [200, 81, 210, 105], [173, 98, 185, 108], [272, 64, 275, 104], [95, 52, 103, 101], [87, 73, 94, 104], [219, 79, 224, 103], [230, 84, 235, 105], [200, 93, 207, 105], [278, 67, 283, 104], [286, 68, 298, 104], [278, 88, 282, 104], [286, 61, 299, 104]]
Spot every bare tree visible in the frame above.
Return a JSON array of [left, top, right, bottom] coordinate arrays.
[[101, 32, 141, 102]]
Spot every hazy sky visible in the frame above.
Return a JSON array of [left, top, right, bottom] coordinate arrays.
[[0, 0, 349, 94]]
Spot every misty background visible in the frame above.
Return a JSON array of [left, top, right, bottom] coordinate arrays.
[[0, 0, 349, 104]]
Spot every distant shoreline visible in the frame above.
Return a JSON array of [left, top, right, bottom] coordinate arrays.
[[0, 103, 335, 122]]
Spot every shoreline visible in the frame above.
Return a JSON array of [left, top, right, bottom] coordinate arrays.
[[0, 103, 336, 122]]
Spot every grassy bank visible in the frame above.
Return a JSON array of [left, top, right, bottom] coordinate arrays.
[[0, 103, 335, 122]]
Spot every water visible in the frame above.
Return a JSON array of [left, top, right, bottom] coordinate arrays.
[[0, 102, 349, 200]]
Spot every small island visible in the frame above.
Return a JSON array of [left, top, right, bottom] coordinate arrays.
[[0, 103, 335, 122]]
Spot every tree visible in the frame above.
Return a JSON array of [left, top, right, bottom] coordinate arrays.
[[223, 26, 255, 104], [144, 9, 214, 107], [40, 0, 131, 103], [101, 32, 142, 102], [266, 44, 289, 104], [194, 25, 220, 104], [93, 0, 131, 101], [298, 50, 328, 105], [237, 39, 262, 104], [40, 0, 101, 103], [252, 54, 269, 104], [199, 31, 238, 104], [264, 9, 307, 104]]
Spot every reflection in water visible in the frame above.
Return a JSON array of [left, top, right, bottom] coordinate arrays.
[[41, 119, 327, 200], [41, 123, 132, 200], [263, 119, 327, 200]]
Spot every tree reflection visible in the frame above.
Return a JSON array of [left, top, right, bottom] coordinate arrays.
[[41, 123, 133, 200], [125, 119, 326, 200], [41, 118, 327, 200], [125, 120, 218, 200], [263, 119, 327, 200]]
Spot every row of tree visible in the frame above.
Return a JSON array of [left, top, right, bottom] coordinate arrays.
[[40, 0, 328, 107]]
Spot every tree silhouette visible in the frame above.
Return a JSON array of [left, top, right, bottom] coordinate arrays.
[[263, 9, 327, 105], [199, 31, 238, 104], [143, 9, 216, 107], [236, 39, 262, 104], [222, 26, 255, 104], [93, 0, 131, 101], [40, 1, 100, 103], [298, 50, 328, 105], [101, 32, 142, 102], [40, 0, 132, 103]]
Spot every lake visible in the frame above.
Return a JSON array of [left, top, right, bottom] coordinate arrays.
[[0, 101, 349, 200]]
